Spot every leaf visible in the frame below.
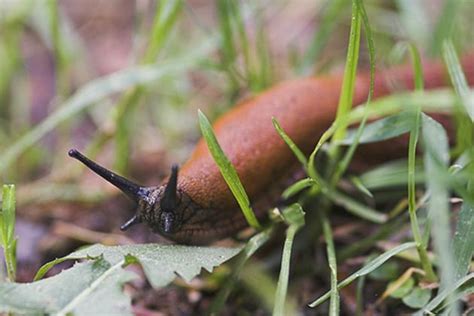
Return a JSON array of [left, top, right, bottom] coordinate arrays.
[[359, 159, 425, 190], [415, 272, 474, 315], [1, 184, 16, 281], [0, 184, 16, 247], [422, 114, 455, 289], [198, 110, 261, 229], [0, 258, 136, 316], [368, 261, 399, 281], [402, 287, 431, 309], [339, 111, 413, 145], [422, 114, 449, 166], [452, 200, 474, 280], [349, 176, 373, 198], [389, 277, 414, 298], [38, 244, 242, 289], [281, 178, 319, 200], [325, 190, 387, 223]]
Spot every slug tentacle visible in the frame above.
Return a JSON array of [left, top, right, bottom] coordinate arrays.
[[68, 149, 149, 203], [68, 148, 153, 231], [161, 164, 179, 212]]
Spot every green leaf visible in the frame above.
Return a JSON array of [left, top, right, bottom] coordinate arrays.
[[422, 113, 455, 289], [0, 258, 136, 316], [37, 244, 242, 289], [349, 176, 373, 198], [422, 114, 450, 165], [309, 242, 417, 308], [402, 287, 431, 309], [339, 111, 412, 145], [281, 203, 305, 228], [452, 200, 474, 280], [415, 272, 474, 315], [368, 261, 399, 281], [389, 277, 414, 299], [359, 159, 425, 190], [281, 178, 319, 200], [0, 184, 15, 247], [325, 190, 387, 223], [198, 110, 261, 229], [1, 184, 16, 281]]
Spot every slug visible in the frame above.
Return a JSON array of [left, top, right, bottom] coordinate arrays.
[[69, 55, 474, 244]]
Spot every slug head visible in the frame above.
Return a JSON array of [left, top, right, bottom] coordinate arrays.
[[68, 149, 184, 237]]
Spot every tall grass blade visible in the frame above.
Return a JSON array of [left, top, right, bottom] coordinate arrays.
[[272, 117, 308, 169], [0, 184, 16, 281], [198, 110, 261, 229], [273, 204, 305, 316], [442, 40, 474, 121], [422, 114, 455, 291]]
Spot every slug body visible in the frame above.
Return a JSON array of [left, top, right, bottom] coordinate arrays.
[[70, 55, 474, 244]]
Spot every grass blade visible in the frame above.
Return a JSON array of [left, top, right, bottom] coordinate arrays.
[[321, 213, 339, 315], [331, 0, 376, 185], [330, 0, 361, 143], [415, 272, 474, 315], [430, 0, 461, 54], [0, 184, 16, 281], [198, 110, 261, 229], [309, 242, 417, 308], [143, 1, 183, 64], [339, 111, 412, 145], [272, 117, 308, 169], [422, 114, 455, 290], [209, 228, 273, 314], [442, 40, 474, 121], [405, 43, 437, 281], [273, 204, 305, 316], [452, 200, 474, 280], [325, 189, 387, 223], [297, 0, 347, 74], [281, 178, 318, 200]]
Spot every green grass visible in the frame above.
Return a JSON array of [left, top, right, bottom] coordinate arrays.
[[198, 110, 261, 230], [0, 0, 473, 314], [0, 184, 17, 281]]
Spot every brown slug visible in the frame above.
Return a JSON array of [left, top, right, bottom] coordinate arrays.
[[69, 54, 474, 244]]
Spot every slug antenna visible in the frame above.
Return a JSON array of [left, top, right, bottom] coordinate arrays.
[[68, 149, 149, 202], [161, 164, 179, 212]]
